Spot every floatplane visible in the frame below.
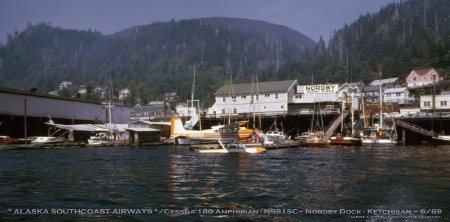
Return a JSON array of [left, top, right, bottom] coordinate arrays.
[[192, 140, 267, 154], [169, 115, 255, 145]]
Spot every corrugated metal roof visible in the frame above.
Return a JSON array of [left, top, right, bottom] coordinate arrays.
[[369, 78, 399, 86], [215, 80, 297, 96]]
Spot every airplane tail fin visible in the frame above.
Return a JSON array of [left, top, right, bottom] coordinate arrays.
[[47, 115, 55, 125], [170, 115, 188, 136]]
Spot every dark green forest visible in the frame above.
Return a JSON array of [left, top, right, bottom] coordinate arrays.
[[0, 0, 449, 107]]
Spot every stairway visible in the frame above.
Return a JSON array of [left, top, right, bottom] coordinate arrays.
[[394, 119, 439, 137], [324, 111, 349, 141]]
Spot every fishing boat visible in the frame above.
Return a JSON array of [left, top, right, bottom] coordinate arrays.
[[330, 134, 362, 146], [305, 102, 328, 147], [193, 141, 267, 154], [361, 76, 397, 146], [330, 94, 362, 146], [361, 127, 397, 145], [305, 131, 328, 147], [294, 132, 311, 146]]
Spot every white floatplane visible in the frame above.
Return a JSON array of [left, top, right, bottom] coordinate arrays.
[[194, 141, 267, 154], [169, 116, 255, 145]]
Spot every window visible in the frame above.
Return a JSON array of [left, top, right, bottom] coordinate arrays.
[[233, 108, 237, 114], [241, 95, 246, 99], [222, 96, 226, 102], [275, 93, 279, 99], [221, 109, 226, 114], [326, 105, 334, 109], [424, 101, 431, 107], [413, 77, 416, 81], [232, 96, 236, 101], [396, 93, 401, 97], [441, 101, 447, 107], [265, 94, 270, 98], [281, 105, 284, 109]]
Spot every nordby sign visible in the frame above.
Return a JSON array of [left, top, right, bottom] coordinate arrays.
[[304, 84, 338, 94]]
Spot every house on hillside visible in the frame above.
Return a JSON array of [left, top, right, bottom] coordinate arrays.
[[383, 87, 414, 105], [406, 68, 441, 89], [369, 77, 402, 89], [207, 80, 298, 117]]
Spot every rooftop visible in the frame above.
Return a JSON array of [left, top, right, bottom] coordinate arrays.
[[215, 80, 297, 96]]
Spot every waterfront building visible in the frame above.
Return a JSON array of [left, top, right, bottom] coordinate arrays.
[[0, 86, 133, 138], [406, 68, 441, 89], [420, 92, 450, 112], [291, 83, 341, 113], [207, 80, 297, 117], [383, 87, 415, 105]]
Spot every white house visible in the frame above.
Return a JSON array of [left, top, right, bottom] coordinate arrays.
[[119, 88, 130, 101], [383, 87, 414, 105], [208, 80, 298, 117], [420, 92, 450, 111]]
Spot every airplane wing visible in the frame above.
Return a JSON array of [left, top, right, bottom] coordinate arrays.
[[45, 122, 109, 132]]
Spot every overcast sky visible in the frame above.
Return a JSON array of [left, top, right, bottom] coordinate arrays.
[[0, 0, 399, 44]]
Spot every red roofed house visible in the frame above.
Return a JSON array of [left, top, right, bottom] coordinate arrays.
[[406, 68, 441, 89]]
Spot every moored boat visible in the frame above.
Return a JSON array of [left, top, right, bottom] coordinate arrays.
[[305, 131, 328, 147], [361, 128, 397, 145], [330, 135, 362, 146], [87, 133, 116, 146], [0, 135, 18, 144], [31, 137, 64, 145]]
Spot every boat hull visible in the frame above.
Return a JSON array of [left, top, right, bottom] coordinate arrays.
[[196, 147, 267, 154], [330, 136, 362, 146]]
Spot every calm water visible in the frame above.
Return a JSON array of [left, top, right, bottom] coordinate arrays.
[[1, 145, 449, 221]]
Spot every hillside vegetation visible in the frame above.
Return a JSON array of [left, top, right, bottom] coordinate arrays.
[[1, 0, 450, 107]]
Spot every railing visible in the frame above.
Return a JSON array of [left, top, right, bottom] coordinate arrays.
[[394, 119, 439, 137]]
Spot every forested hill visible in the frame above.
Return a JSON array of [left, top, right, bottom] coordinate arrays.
[[0, 17, 315, 106], [1, 0, 450, 107], [307, 0, 450, 84]]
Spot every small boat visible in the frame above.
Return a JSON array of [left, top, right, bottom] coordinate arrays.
[[295, 132, 311, 146], [31, 137, 64, 145], [361, 128, 397, 145], [88, 133, 115, 146], [430, 135, 450, 145], [305, 131, 328, 147], [193, 141, 267, 154], [330, 134, 362, 146], [264, 130, 287, 145], [0, 135, 18, 144]]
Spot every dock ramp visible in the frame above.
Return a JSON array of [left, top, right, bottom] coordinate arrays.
[[324, 111, 349, 141], [394, 119, 439, 137]]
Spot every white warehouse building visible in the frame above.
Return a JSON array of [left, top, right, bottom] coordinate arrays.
[[207, 80, 298, 117]]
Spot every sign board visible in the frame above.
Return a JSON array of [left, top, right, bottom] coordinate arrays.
[[303, 84, 338, 94]]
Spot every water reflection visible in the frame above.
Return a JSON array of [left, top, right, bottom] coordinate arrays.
[[1, 145, 449, 220]]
